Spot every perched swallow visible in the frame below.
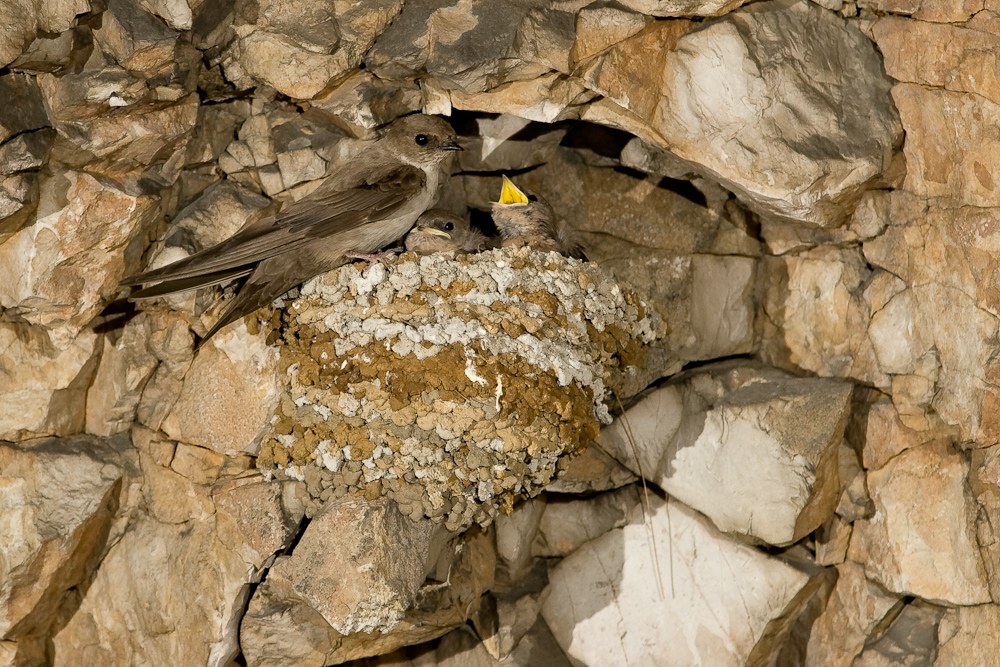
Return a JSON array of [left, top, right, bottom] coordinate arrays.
[[122, 114, 462, 344], [404, 209, 486, 255], [491, 175, 586, 259]]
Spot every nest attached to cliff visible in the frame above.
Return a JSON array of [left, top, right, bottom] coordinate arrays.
[[255, 246, 666, 530]]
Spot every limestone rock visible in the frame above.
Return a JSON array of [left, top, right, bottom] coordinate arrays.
[[874, 16, 1000, 109], [0, 174, 40, 245], [852, 600, 944, 667], [143, 0, 194, 31], [761, 247, 888, 388], [858, 0, 985, 23], [85, 313, 160, 437], [599, 362, 850, 546], [366, 1, 555, 95], [158, 320, 281, 456], [222, 0, 403, 99], [0, 1, 37, 69], [53, 482, 302, 667], [579, 0, 901, 227], [804, 561, 900, 667], [891, 83, 1000, 208], [0, 74, 49, 146], [532, 485, 639, 558], [308, 70, 422, 139], [0, 325, 100, 441], [617, 0, 752, 17], [967, 445, 1000, 603], [449, 74, 593, 124], [542, 496, 811, 667], [0, 171, 159, 339], [848, 440, 991, 605], [240, 498, 494, 665], [571, 4, 652, 67], [93, 0, 180, 78], [863, 398, 957, 471], [544, 443, 637, 495], [495, 498, 545, 589], [863, 195, 1000, 442], [935, 604, 1000, 667], [0, 435, 126, 641]]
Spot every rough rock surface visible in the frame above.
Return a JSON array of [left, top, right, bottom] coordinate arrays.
[[543, 496, 811, 667], [599, 362, 851, 546]]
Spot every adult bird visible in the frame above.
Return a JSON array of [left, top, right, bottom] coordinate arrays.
[[491, 175, 586, 259], [404, 209, 487, 255], [121, 114, 462, 344]]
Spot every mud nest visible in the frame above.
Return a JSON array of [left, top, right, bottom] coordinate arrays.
[[256, 246, 666, 530]]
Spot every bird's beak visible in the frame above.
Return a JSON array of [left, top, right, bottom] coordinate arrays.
[[442, 140, 464, 151], [416, 226, 452, 239], [498, 175, 529, 206]]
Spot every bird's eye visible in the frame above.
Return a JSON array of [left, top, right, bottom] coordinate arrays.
[[527, 194, 538, 202], [415, 134, 428, 146], [444, 222, 454, 231]]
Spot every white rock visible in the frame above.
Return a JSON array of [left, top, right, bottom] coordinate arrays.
[[532, 485, 639, 558], [542, 496, 810, 667], [599, 362, 851, 546]]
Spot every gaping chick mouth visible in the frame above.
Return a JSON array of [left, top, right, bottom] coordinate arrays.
[[497, 175, 529, 206]]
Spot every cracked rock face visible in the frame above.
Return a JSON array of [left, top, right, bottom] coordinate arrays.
[[257, 247, 666, 530]]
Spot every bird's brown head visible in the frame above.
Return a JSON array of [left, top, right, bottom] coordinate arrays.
[[386, 114, 463, 168]]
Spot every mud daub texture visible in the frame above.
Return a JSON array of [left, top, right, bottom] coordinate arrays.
[[256, 246, 667, 530]]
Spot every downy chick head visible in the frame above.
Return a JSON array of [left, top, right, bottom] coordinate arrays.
[[405, 209, 484, 255], [491, 175, 558, 250]]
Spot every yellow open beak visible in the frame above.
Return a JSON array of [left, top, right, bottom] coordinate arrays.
[[498, 175, 529, 206], [415, 226, 452, 239]]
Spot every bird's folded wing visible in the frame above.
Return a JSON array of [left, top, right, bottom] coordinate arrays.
[[122, 165, 425, 286]]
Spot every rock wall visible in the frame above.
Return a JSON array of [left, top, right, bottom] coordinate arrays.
[[1, 0, 998, 665]]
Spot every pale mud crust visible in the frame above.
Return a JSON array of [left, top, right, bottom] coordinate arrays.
[[255, 246, 667, 530]]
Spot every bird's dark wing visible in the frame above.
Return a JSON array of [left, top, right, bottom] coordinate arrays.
[[122, 164, 426, 286]]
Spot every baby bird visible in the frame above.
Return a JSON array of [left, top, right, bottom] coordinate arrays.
[[405, 209, 486, 255], [491, 175, 585, 259]]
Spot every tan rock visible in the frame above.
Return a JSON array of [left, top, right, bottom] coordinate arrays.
[[852, 600, 944, 667], [863, 398, 956, 471], [848, 440, 991, 605], [0, 171, 159, 339], [804, 561, 900, 667], [814, 515, 852, 567], [308, 70, 421, 139], [0, 325, 100, 442], [617, 0, 751, 16], [494, 497, 545, 588], [0, 173, 39, 245], [93, 0, 180, 78], [52, 500, 299, 667], [240, 499, 494, 665], [762, 247, 888, 388], [600, 362, 850, 546], [0, 1, 36, 69], [142, 0, 193, 31], [571, 4, 652, 66], [935, 604, 1000, 666], [580, 0, 901, 227], [858, 0, 986, 23], [544, 442, 637, 495], [85, 314, 160, 437], [892, 83, 1000, 207], [968, 445, 1000, 603], [223, 0, 403, 99], [542, 496, 811, 667], [450, 74, 592, 124], [0, 74, 49, 146], [532, 485, 639, 558], [863, 197, 1000, 441], [0, 435, 127, 640], [170, 443, 225, 485], [874, 17, 1000, 108], [158, 321, 280, 456]]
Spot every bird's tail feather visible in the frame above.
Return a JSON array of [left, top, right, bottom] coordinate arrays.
[[127, 266, 255, 300]]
